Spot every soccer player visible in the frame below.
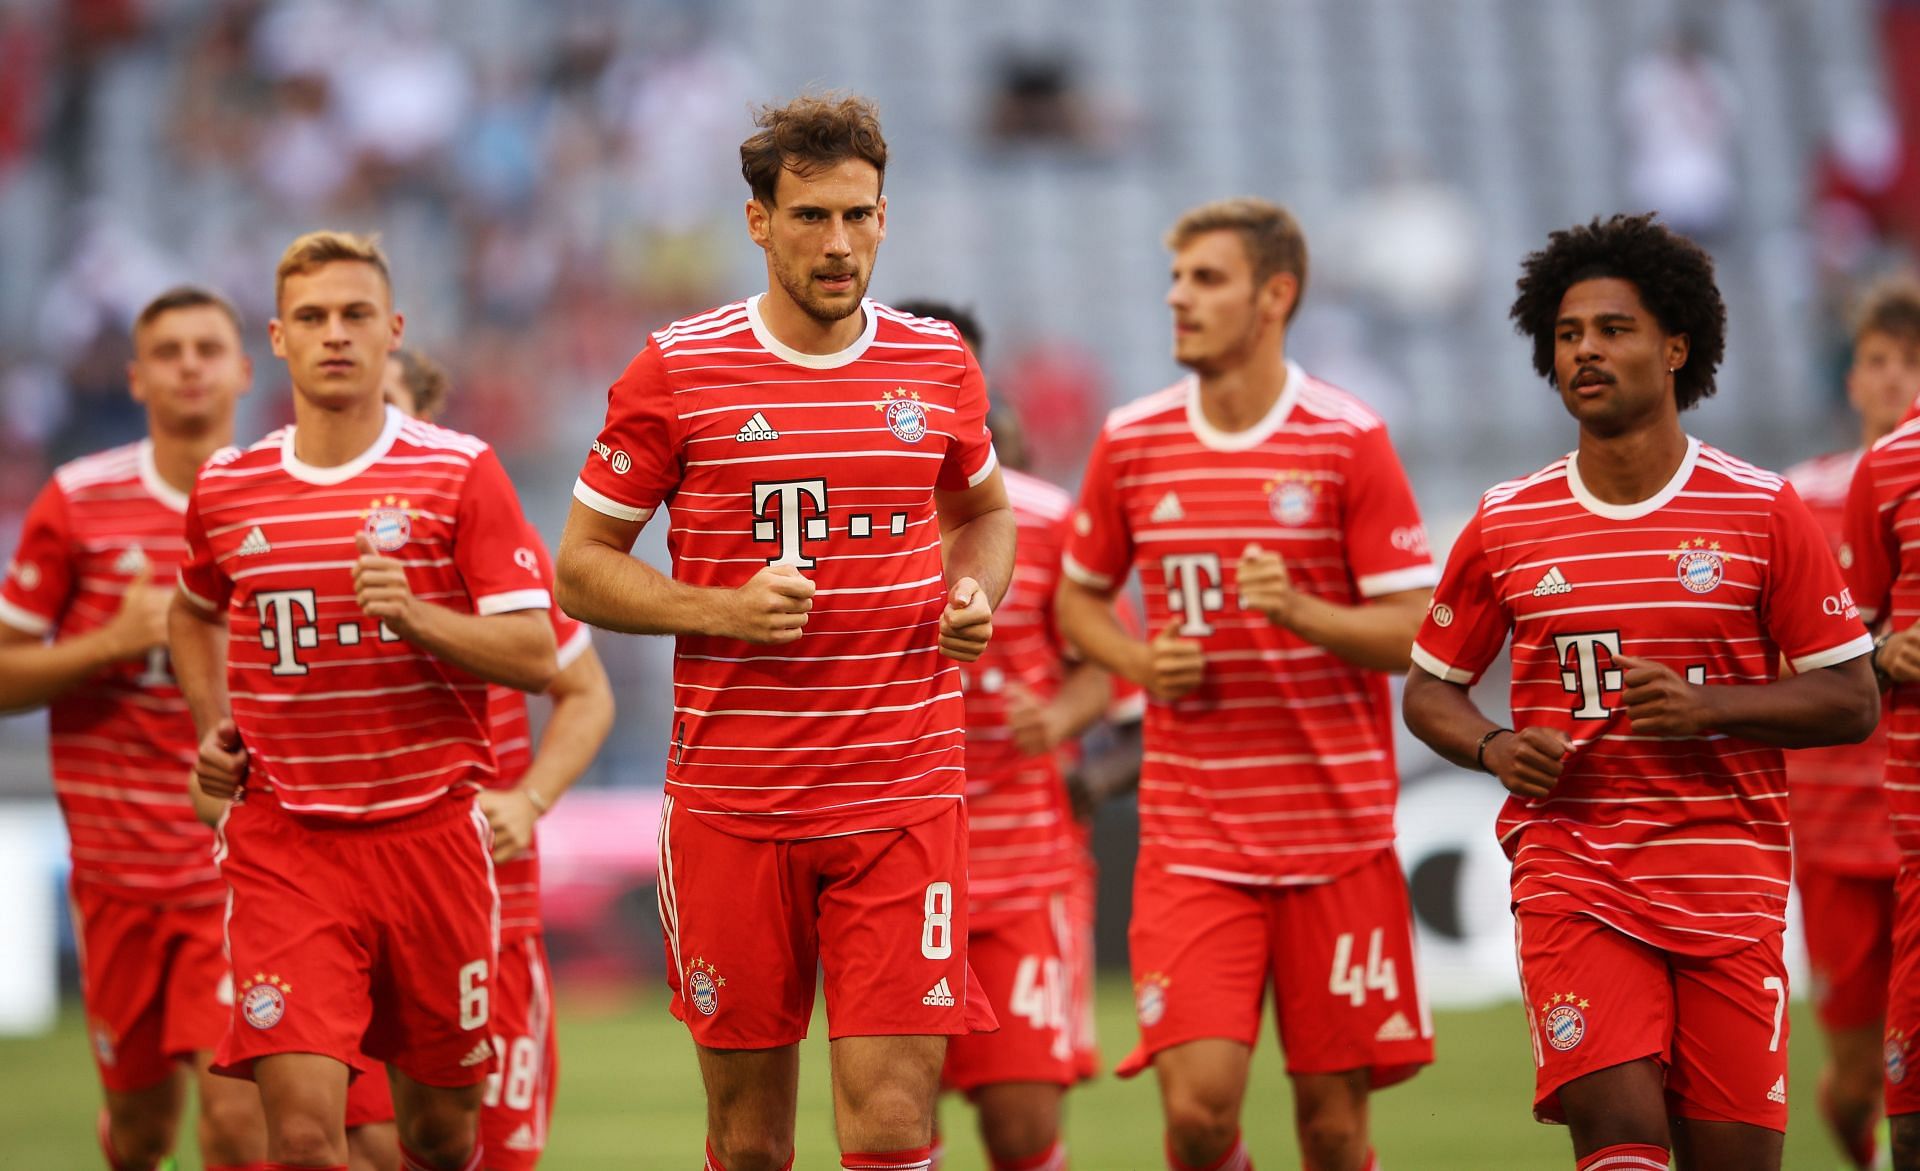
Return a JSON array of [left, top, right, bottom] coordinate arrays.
[[0, 287, 265, 1171], [1843, 287, 1920, 1171], [382, 346, 617, 1171], [1055, 198, 1436, 1171], [895, 299, 1112, 1171], [1785, 280, 1920, 1169], [169, 231, 559, 1171], [555, 94, 1013, 1171], [1404, 213, 1879, 1171]]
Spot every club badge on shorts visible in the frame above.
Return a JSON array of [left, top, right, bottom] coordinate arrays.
[[1890, 1029, 1912, 1085], [362, 496, 415, 553], [240, 973, 292, 1030], [1539, 991, 1588, 1052], [1136, 971, 1171, 1028], [877, 388, 927, 444], [1670, 538, 1724, 595], [686, 957, 725, 1017]]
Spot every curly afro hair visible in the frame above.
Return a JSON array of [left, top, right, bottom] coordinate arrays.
[[1509, 213, 1726, 412]]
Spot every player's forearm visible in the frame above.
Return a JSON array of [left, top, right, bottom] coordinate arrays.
[[0, 631, 123, 712], [1402, 666, 1503, 770], [1047, 661, 1114, 745], [1055, 580, 1149, 686], [555, 536, 735, 638], [186, 771, 227, 828], [168, 596, 232, 736], [517, 647, 614, 810], [399, 606, 557, 693], [1076, 718, 1143, 802], [1275, 590, 1429, 674], [942, 504, 1015, 609], [1701, 657, 1878, 746]]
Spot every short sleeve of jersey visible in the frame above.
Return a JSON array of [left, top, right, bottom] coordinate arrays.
[[175, 483, 232, 614], [457, 449, 552, 616], [1409, 508, 1508, 684], [1062, 427, 1131, 592], [0, 480, 75, 636], [1765, 482, 1873, 671], [573, 343, 684, 523], [936, 348, 998, 492], [1343, 423, 1438, 598], [1842, 449, 1896, 625]]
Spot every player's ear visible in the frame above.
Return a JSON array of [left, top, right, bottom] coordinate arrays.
[[389, 311, 405, 353], [746, 198, 772, 249], [127, 359, 148, 406], [1262, 272, 1298, 326], [267, 318, 287, 360], [874, 194, 887, 241], [1666, 333, 1689, 376]]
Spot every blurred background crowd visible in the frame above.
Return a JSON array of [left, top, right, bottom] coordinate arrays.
[[3, 0, 1920, 986]]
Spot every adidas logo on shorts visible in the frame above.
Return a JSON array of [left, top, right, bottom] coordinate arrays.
[[735, 412, 780, 442], [236, 526, 272, 556], [505, 1122, 538, 1151], [459, 1038, 495, 1068], [922, 977, 956, 1007], [1374, 1011, 1418, 1043], [1766, 1075, 1786, 1104], [1532, 566, 1572, 596]]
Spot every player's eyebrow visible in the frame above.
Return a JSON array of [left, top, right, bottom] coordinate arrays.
[[1556, 311, 1638, 327]]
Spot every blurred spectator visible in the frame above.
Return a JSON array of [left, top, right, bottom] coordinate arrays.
[[0, 5, 49, 180], [1331, 157, 1483, 321], [1619, 23, 1740, 239], [982, 44, 1114, 154], [1001, 339, 1105, 485]]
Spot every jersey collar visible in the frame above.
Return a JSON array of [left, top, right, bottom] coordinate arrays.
[[746, 293, 878, 369], [137, 439, 190, 514], [1566, 434, 1701, 520], [281, 404, 406, 486], [1185, 360, 1303, 452]]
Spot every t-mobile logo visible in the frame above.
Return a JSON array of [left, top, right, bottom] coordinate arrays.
[[256, 589, 319, 677], [752, 478, 830, 569], [1161, 552, 1225, 637]]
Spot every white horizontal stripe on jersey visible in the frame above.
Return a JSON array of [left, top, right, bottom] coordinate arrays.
[[1791, 634, 1874, 673], [571, 479, 654, 523], [1164, 864, 1340, 887], [232, 680, 486, 703], [476, 589, 551, 615], [1522, 870, 1787, 908], [1141, 833, 1398, 857], [811, 573, 945, 598], [1140, 804, 1397, 826], [676, 670, 948, 694], [1541, 789, 1788, 804], [278, 786, 475, 815], [0, 596, 51, 636], [204, 508, 457, 539], [1144, 749, 1388, 770], [677, 395, 961, 420], [1410, 644, 1473, 683], [1358, 565, 1439, 596], [1060, 554, 1114, 591], [676, 793, 962, 818], [266, 736, 488, 765], [671, 690, 960, 720], [1511, 894, 1777, 940], [675, 731, 960, 755], [56, 781, 209, 806], [1134, 527, 1339, 543], [685, 449, 945, 470], [270, 759, 484, 791], [1523, 600, 1755, 621]]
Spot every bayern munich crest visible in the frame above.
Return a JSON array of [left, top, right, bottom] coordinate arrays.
[[1669, 538, 1724, 595], [877, 388, 928, 444], [1263, 471, 1320, 527], [362, 496, 414, 553], [686, 957, 725, 1017], [1890, 1030, 1912, 1085], [1540, 992, 1587, 1052], [240, 973, 291, 1030], [1136, 972, 1170, 1028]]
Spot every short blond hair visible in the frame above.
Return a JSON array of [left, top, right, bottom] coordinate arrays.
[[274, 230, 391, 308], [1166, 198, 1309, 321]]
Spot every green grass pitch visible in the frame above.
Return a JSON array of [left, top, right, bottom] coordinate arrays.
[[0, 978, 1854, 1168]]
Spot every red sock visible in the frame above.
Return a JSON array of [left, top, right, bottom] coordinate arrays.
[[706, 1142, 794, 1171], [843, 1146, 936, 1171], [992, 1138, 1068, 1171], [1166, 1131, 1253, 1171], [399, 1142, 482, 1171], [1575, 1145, 1669, 1170], [1306, 1149, 1377, 1171]]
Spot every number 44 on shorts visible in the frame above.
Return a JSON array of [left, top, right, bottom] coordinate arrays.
[[1328, 929, 1399, 1006]]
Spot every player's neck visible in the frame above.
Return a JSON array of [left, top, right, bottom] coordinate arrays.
[[759, 288, 867, 355], [1194, 346, 1289, 433], [290, 391, 390, 467], [147, 421, 233, 495], [1575, 419, 1690, 505]]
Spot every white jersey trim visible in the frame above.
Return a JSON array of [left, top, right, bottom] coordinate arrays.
[[1183, 360, 1305, 452], [556, 624, 593, 670], [966, 445, 1001, 488], [0, 595, 51, 636], [745, 293, 878, 370], [1357, 564, 1439, 598], [572, 478, 654, 524], [1566, 435, 1701, 520], [1061, 553, 1115, 592], [280, 405, 406, 486], [1789, 633, 1874, 674], [1410, 642, 1474, 685], [475, 588, 552, 616], [175, 573, 219, 613], [137, 439, 190, 513]]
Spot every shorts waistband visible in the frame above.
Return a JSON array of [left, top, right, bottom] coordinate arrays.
[[245, 784, 479, 837]]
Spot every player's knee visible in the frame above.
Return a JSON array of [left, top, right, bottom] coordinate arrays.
[[270, 1112, 344, 1166], [196, 1088, 265, 1158], [1162, 1089, 1239, 1162], [397, 1109, 477, 1169], [1296, 1110, 1366, 1171], [978, 1103, 1057, 1163], [106, 1111, 176, 1167], [707, 1129, 796, 1171]]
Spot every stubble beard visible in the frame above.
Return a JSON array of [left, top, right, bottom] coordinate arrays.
[[774, 252, 869, 325]]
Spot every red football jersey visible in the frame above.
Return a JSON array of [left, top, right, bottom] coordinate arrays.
[[176, 407, 552, 822], [959, 468, 1078, 923], [1844, 417, 1920, 863], [1782, 448, 1896, 876], [1061, 366, 1435, 886], [487, 535, 592, 939], [1417, 439, 1872, 956], [573, 298, 997, 839], [1, 441, 221, 904]]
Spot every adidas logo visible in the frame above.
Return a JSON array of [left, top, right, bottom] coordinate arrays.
[[1766, 1075, 1786, 1104], [1151, 491, 1184, 523], [922, 977, 956, 1007], [735, 412, 780, 442], [113, 545, 149, 575], [1532, 566, 1572, 596], [1374, 1011, 1418, 1043], [505, 1122, 537, 1151], [459, 1038, 494, 1068], [235, 527, 271, 557]]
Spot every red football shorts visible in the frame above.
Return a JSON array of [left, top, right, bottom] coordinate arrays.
[[1514, 908, 1790, 1131], [215, 792, 499, 1088], [1882, 864, 1920, 1115], [944, 893, 1076, 1093], [1067, 855, 1101, 1081], [345, 1062, 395, 1128], [68, 881, 229, 1093], [656, 795, 996, 1048], [1796, 864, 1895, 1032], [1119, 848, 1432, 1087], [478, 932, 559, 1169]]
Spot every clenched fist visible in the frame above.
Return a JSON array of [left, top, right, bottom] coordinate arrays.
[[940, 577, 993, 662], [726, 563, 815, 644]]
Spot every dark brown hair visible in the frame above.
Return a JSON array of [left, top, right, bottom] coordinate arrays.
[[740, 93, 888, 205], [1855, 277, 1920, 349], [134, 285, 243, 340]]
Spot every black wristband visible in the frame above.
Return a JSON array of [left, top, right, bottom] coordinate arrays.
[[1475, 727, 1511, 773]]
